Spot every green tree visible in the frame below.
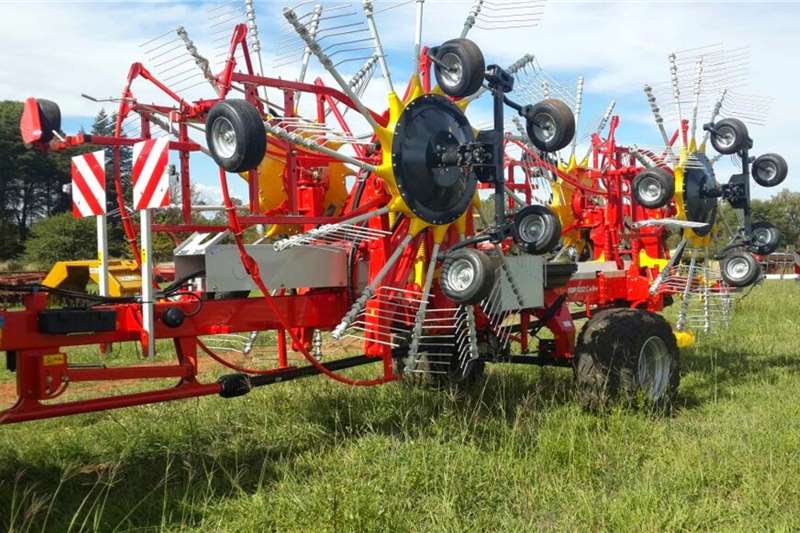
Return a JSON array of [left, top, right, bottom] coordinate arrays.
[[152, 208, 185, 263], [150, 185, 222, 262], [713, 191, 800, 251], [86, 108, 132, 255], [0, 219, 22, 260], [88, 108, 132, 214], [754, 190, 800, 249], [477, 194, 495, 229], [0, 100, 75, 259], [22, 213, 97, 268], [22, 212, 129, 269]]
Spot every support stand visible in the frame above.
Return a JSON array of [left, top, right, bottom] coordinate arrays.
[[96, 214, 109, 297], [140, 208, 155, 358]]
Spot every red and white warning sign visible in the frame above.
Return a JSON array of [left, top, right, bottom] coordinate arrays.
[[132, 138, 171, 210], [71, 150, 106, 218]]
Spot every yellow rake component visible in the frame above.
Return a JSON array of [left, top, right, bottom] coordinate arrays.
[[672, 146, 714, 248], [43, 259, 143, 297], [673, 329, 695, 349]]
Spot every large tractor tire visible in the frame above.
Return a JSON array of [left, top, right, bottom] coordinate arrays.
[[573, 308, 680, 412]]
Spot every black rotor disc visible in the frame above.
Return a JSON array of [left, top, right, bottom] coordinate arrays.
[[391, 94, 477, 226], [683, 152, 718, 236]]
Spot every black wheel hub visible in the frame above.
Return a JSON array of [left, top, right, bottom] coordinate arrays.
[[683, 153, 718, 236], [392, 94, 477, 225]]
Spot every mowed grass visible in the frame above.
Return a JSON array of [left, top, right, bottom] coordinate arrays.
[[1, 282, 799, 532]]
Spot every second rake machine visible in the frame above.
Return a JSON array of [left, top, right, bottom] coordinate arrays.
[[2, 0, 788, 423]]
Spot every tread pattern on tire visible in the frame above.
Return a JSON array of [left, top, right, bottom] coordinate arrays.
[[433, 38, 485, 98], [752, 153, 788, 188], [525, 99, 576, 153], [632, 167, 675, 209], [440, 248, 496, 305], [720, 249, 761, 288], [37, 99, 62, 143], [573, 308, 679, 412], [711, 118, 749, 155], [205, 99, 266, 173]]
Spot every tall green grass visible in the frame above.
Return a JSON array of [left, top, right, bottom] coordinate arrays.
[[1, 282, 799, 531]]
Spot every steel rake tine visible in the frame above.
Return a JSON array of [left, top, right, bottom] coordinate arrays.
[[363, 0, 395, 94], [282, 6, 382, 131], [173, 80, 210, 95], [207, 0, 238, 12], [209, 14, 242, 30], [162, 66, 201, 83], [333, 234, 416, 339], [152, 52, 191, 70], [324, 36, 371, 53], [374, 0, 413, 14], [479, 281, 500, 315], [169, 71, 204, 87]]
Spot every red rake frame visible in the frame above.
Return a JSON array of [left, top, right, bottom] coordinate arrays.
[[3, 24, 682, 425]]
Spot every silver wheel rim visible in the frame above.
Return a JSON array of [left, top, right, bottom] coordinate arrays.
[[439, 52, 464, 90], [755, 160, 778, 183], [753, 227, 774, 247], [519, 214, 546, 245], [637, 335, 671, 400], [725, 256, 752, 281], [211, 116, 237, 159], [532, 112, 557, 143], [447, 258, 475, 293], [637, 175, 664, 204], [715, 125, 737, 151]]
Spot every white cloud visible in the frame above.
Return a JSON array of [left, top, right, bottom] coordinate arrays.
[[1, 0, 797, 198], [0, 2, 201, 114], [192, 182, 223, 205]]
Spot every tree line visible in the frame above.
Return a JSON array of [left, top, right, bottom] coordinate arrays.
[[1, 100, 73, 258], [0, 100, 216, 269]]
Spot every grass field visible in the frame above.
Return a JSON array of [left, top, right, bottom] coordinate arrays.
[[1, 281, 799, 531]]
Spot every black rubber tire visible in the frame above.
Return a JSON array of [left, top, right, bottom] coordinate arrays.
[[710, 118, 749, 155], [751, 153, 788, 188], [438, 356, 485, 388], [512, 205, 561, 255], [632, 167, 675, 209], [523, 99, 575, 153], [573, 308, 680, 413], [440, 248, 496, 305], [392, 334, 485, 389], [720, 249, 762, 287], [205, 99, 266, 173], [578, 238, 594, 262], [37, 99, 61, 143], [748, 222, 781, 256], [433, 38, 485, 98]]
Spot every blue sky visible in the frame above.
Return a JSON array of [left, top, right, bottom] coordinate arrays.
[[3, 0, 799, 202]]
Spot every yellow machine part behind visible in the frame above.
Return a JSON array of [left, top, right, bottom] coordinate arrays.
[[43, 259, 143, 297], [241, 141, 351, 238], [673, 143, 714, 248]]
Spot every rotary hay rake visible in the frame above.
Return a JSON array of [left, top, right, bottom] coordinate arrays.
[[2, 0, 789, 424], [495, 41, 785, 334]]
